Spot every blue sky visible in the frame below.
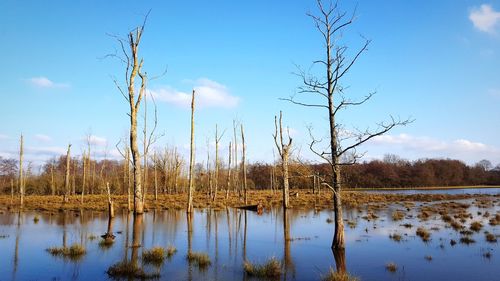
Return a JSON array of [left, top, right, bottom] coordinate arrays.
[[1, 0, 500, 168]]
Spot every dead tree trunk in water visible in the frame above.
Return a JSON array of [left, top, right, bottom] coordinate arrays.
[[187, 90, 196, 213], [284, 0, 412, 249], [273, 111, 292, 209], [18, 134, 24, 207], [240, 124, 247, 204], [63, 144, 71, 203]]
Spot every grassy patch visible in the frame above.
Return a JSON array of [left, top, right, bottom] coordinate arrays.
[[391, 211, 404, 221], [385, 262, 397, 272], [107, 261, 159, 279], [186, 251, 211, 268], [485, 233, 497, 243], [47, 244, 86, 260], [470, 221, 483, 232], [389, 233, 402, 242], [244, 257, 282, 279], [416, 227, 431, 242], [460, 236, 476, 245], [143, 247, 167, 265], [321, 267, 358, 281]]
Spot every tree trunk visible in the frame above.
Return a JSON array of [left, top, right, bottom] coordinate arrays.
[[154, 151, 158, 201], [18, 135, 24, 207], [64, 144, 71, 203], [187, 90, 196, 213], [213, 124, 220, 202], [241, 124, 247, 204], [81, 151, 86, 204], [226, 142, 232, 200]]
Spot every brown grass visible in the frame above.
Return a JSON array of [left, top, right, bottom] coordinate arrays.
[[485, 233, 497, 243], [385, 262, 397, 272], [107, 261, 159, 279], [469, 221, 483, 232], [416, 227, 431, 242], [244, 257, 282, 279], [391, 211, 405, 221], [186, 251, 211, 268], [1, 191, 497, 212], [321, 268, 359, 281], [47, 244, 86, 260]]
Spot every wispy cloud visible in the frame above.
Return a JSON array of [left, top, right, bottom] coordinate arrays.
[[34, 134, 52, 143], [469, 4, 500, 33], [367, 133, 500, 164], [0, 134, 9, 140], [86, 135, 108, 147], [26, 76, 69, 89], [150, 78, 239, 109]]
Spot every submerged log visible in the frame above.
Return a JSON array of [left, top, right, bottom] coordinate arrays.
[[237, 203, 264, 214]]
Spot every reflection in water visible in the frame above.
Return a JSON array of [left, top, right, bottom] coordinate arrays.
[[1, 196, 499, 281]]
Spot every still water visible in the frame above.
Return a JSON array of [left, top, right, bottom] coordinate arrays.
[[0, 193, 498, 281]]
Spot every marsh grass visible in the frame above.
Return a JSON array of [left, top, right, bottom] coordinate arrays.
[[244, 257, 282, 279], [47, 244, 86, 260], [385, 262, 397, 272], [485, 233, 497, 243], [391, 211, 404, 221], [107, 261, 159, 279], [321, 268, 359, 281], [187, 251, 211, 268], [142, 247, 168, 265], [166, 245, 177, 258], [416, 227, 431, 242], [459, 236, 476, 245], [470, 221, 483, 232], [389, 233, 402, 242]]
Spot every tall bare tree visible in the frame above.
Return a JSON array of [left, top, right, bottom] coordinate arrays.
[[63, 144, 71, 203], [112, 16, 150, 214], [273, 111, 293, 209], [240, 124, 247, 204], [187, 90, 196, 213], [18, 134, 24, 206], [213, 124, 224, 202], [284, 0, 411, 249]]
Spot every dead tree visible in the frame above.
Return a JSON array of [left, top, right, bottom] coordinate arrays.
[[226, 142, 232, 199], [284, 0, 412, 249], [213, 124, 224, 202], [232, 120, 239, 194], [63, 144, 71, 203], [153, 151, 158, 201], [240, 124, 247, 204], [111, 16, 150, 214], [18, 134, 24, 206], [187, 90, 196, 213], [273, 111, 293, 209]]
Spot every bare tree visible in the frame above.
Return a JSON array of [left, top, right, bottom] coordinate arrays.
[[19, 134, 24, 208], [18, 134, 24, 207], [63, 144, 71, 203], [213, 124, 224, 202], [187, 90, 196, 213], [226, 141, 232, 199], [111, 15, 150, 214], [240, 124, 247, 204], [284, 0, 412, 249], [273, 111, 293, 209]]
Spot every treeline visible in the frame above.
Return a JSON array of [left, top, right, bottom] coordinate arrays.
[[0, 154, 499, 195]]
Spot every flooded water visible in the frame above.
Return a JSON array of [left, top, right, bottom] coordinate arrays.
[[0, 194, 499, 281], [362, 187, 500, 195]]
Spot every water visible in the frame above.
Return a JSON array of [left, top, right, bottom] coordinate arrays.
[[361, 187, 500, 195], [0, 193, 499, 281]]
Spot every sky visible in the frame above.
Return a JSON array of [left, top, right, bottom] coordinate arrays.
[[1, 0, 500, 169]]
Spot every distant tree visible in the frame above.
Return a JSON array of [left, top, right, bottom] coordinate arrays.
[[273, 111, 293, 209]]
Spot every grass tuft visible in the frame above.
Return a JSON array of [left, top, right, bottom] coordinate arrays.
[[485, 233, 497, 243], [143, 247, 167, 265], [47, 244, 86, 260], [470, 221, 483, 232], [186, 251, 211, 268], [416, 227, 431, 242], [385, 262, 397, 272], [107, 261, 159, 279], [244, 257, 282, 279], [321, 267, 359, 281], [391, 211, 404, 221]]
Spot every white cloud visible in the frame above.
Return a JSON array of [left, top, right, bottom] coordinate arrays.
[[150, 78, 239, 109], [26, 76, 69, 89], [469, 4, 500, 33], [367, 133, 500, 164], [34, 134, 51, 142], [0, 134, 9, 140], [26, 146, 67, 157], [87, 135, 107, 147]]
